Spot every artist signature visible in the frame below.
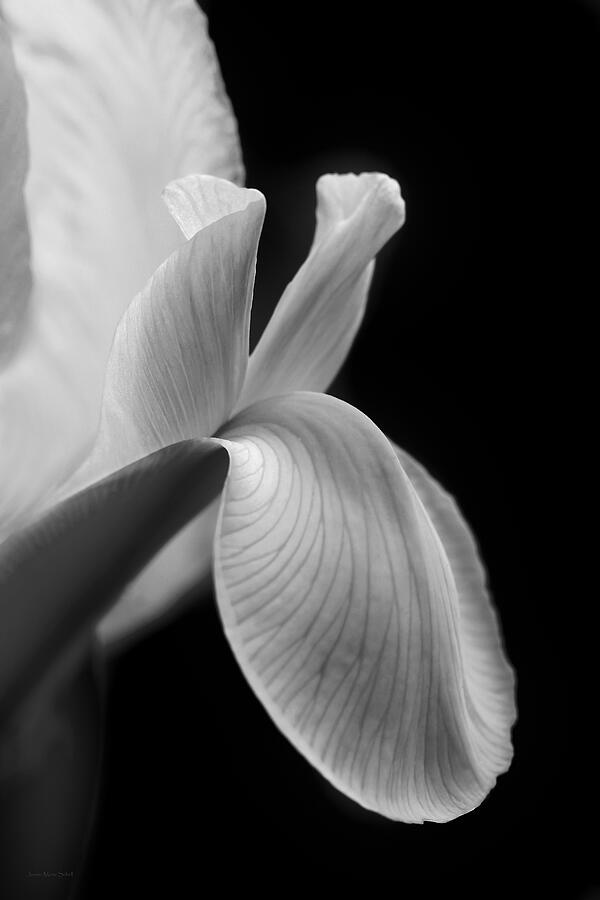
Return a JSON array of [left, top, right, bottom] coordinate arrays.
[[27, 872, 74, 879]]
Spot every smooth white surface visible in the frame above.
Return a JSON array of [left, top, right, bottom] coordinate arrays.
[[0, 0, 244, 532]]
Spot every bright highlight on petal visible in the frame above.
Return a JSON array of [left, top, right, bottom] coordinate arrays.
[[238, 173, 405, 409], [163, 173, 261, 239], [3, 0, 244, 310], [213, 392, 514, 823]]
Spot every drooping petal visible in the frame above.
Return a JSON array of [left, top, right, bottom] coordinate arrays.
[[62, 178, 265, 493], [213, 392, 515, 823], [0, 20, 31, 365], [237, 173, 405, 410], [392, 444, 516, 731], [0, 439, 228, 723], [0, 0, 243, 531]]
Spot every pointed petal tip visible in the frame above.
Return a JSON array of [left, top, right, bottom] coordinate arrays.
[[162, 174, 266, 240]]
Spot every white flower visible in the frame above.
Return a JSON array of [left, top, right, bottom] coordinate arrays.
[[0, 0, 515, 822]]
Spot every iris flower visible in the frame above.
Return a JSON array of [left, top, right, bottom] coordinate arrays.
[[0, 0, 516, 822]]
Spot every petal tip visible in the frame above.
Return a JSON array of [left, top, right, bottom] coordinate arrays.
[[312, 171, 405, 258], [162, 173, 265, 240], [316, 170, 406, 231]]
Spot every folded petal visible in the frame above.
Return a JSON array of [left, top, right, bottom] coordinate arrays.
[[163, 172, 257, 239], [0, 21, 31, 365], [1, 0, 243, 530], [392, 444, 516, 730], [237, 173, 405, 410], [62, 179, 265, 492], [213, 392, 515, 822]]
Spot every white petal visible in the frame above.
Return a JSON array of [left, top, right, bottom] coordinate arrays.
[[0, 21, 30, 365], [66, 177, 264, 647], [237, 173, 405, 410], [162, 173, 257, 239], [63, 179, 265, 492], [0, 0, 243, 531], [392, 444, 516, 733], [213, 392, 515, 823]]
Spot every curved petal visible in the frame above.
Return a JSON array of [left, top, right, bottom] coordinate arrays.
[[392, 444, 516, 730], [213, 392, 515, 823], [162, 172, 257, 239], [0, 0, 243, 531], [237, 173, 405, 410], [0, 21, 30, 365], [60, 179, 265, 495], [59, 177, 263, 647]]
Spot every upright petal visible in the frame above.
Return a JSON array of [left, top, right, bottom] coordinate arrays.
[[237, 173, 405, 410], [0, 20, 30, 365], [57, 177, 264, 646], [213, 392, 515, 823], [163, 172, 256, 239], [63, 178, 265, 492], [0, 0, 243, 531]]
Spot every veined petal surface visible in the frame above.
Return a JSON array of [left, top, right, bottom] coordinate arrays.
[[0, 21, 30, 366], [391, 444, 516, 739], [238, 173, 405, 410], [213, 392, 514, 822], [64, 180, 265, 491], [163, 172, 257, 239], [66, 177, 263, 646], [0, 0, 243, 531]]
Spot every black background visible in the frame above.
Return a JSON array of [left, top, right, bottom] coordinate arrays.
[[16, 0, 595, 897]]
